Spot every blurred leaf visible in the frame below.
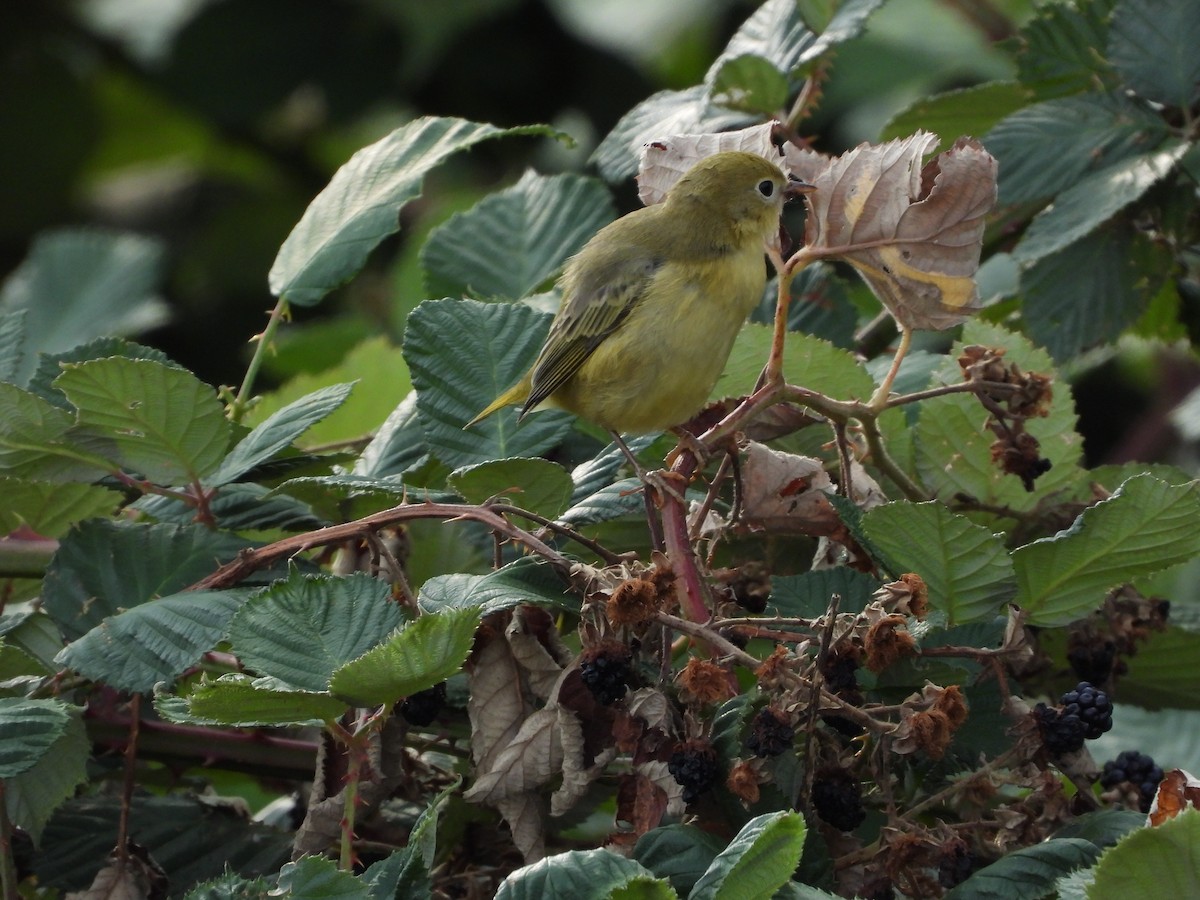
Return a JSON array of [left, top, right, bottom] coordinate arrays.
[[709, 55, 789, 114], [227, 571, 403, 692], [270, 117, 561, 306], [0, 230, 167, 383], [0, 479, 121, 538], [422, 171, 615, 301], [984, 93, 1167, 205], [0, 382, 111, 482], [1012, 142, 1188, 265], [881, 82, 1030, 147], [1107, 0, 1200, 108], [913, 321, 1083, 510], [863, 502, 1016, 625], [354, 392, 428, 478], [4, 706, 88, 844], [0, 309, 24, 383], [1085, 809, 1200, 899], [418, 558, 571, 616], [449, 458, 573, 519], [1116, 627, 1200, 710], [495, 849, 665, 900], [245, 337, 408, 447], [689, 811, 806, 900], [1054, 808, 1145, 847], [1013, 0, 1118, 97], [175, 674, 347, 727], [769, 569, 882, 617], [1022, 224, 1172, 360], [57, 590, 247, 695], [634, 825, 726, 896], [403, 299, 573, 467], [943, 838, 1099, 899], [56, 358, 230, 484], [210, 383, 354, 486], [43, 519, 256, 639], [331, 606, 482, 707], [137, 483, 324, 532], [1014, 476, 1200, 626], [0, 698, 70, 778]]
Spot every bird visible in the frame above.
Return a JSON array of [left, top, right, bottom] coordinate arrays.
[[467, 150, 791, 435]]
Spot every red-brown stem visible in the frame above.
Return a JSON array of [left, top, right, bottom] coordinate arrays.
[[116, 694, 141, 863]]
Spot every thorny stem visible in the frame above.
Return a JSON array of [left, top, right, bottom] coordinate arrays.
[[688, 452, 733, 540], [659, 490, 712, 624], [364, 532, 417, 613], [505, 504, 627, 565], [117, 694, 142, 863], [231, 297, 289, 423]]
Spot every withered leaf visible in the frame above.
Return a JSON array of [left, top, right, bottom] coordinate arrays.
[[1148, 768, 1200, 827], [790, 132, 997, 331], [496, 793, 545, 863], [467, 618, 532, 772], [637, 120, 786, 206], [505, 605, 569, 701], [551, 705, 617, 817], [736, 442, 843, 535], [463, 704, 563, 804]]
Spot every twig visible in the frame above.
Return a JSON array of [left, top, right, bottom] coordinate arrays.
[[364, 531, 418, 612], [860, 415, 927, 501], [503, 504, 626, 565], [231, 298, 289, 423], [116, 695, 142, 863]]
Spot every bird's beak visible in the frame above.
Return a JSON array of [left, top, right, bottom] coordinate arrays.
[[785, 176, 816, 199]]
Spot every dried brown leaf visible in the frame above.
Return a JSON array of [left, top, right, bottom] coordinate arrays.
[[463, 704, 564, 804], [616, 771, 670, 836], [496, 793, 545, 863], [1148, 768, 1200, 827], [636, 759, 686, 817], [67, 845, 166, 900], [551, 705, 617, 816], [737, 442, 844, 536], [467, 619, 532, 772], [637, 121, 786, 206], [791, 132, 997, 331], [506, 606, 570, 701]]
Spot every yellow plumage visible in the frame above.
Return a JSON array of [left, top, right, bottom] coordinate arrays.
[[468, 151, 788, 434]]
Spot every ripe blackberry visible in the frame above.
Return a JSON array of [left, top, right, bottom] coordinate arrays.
[[745, 707, 795, 758], [1059, 682, 1113, 739], [578, 643, 633, 705], [667, 741, 720, 803], [810, 768, 866, 832], [1067, 636, 1116, 685], [1033, 702, 1086, 755], [1100, 750, 1163, 813], [400, 682, 446, 726], [937, 841, 974, 889]]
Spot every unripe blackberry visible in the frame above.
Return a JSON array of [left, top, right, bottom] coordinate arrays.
[[810, 768, 865, 832], [1100, 750, 1163, 813], [745, 707, 795, 758], [1060, 682, 1113, 739], [579, 643, 633, 705], [667, 741, 720, 804], [400, 682, 446, 726]]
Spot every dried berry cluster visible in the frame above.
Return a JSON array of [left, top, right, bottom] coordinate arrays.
[[958, 344, 1053, 490]]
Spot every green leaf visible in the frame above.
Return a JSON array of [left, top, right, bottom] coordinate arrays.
[[418, 558, 571, 616], [591, 86, 750, 182], [226, 571, 403, 692], [1108, 0, 1200, 108], [707, 0, 815, 81], [184, 871, 273, 900], [689, 811, 806, 900], [768, 569, 882, 617], [403, 298, 573, 467], [569, 435, 658, 505], [943, 838, 1100, 899], [137, 482, 323, 532], [0, 308, 25, 383], [0, 229, 167, 383], [1012, 141, 1189, 264], [0, 698, 71, 778], [330, 606, 481, 707], [57, 589, 247, 694], [1111, 626, 1200, 709], [178, 674, 348, 726], [0, 382, 110, 482], [55, 357, 230, 483], [1055, 808, 1145, 847], [717, 324, 876, 403], [1089, 809, 1200, 898], [43, 519, 258, 640], [4, 705, 88, 843], [709, 55, 789, 114], [353, 392, 427, 478], [421, 171, 615, 301], [913, 321, 1082, 511], [0, 478, 121, 538], [633, 826, 726, 896], [362, 782, 455, 900], [1014, 0, 1118, 97], [881, 82, 1030, 147], [495, 849, 665, 900], [449, 458, 573, 519], [1013, 475, 1200, 626], [985, 93, 1168, 205], [862, 502, 1016, 625], [244, 337, 409, 448], [269, 117, 560, 306], [277, 856, 370, 900], [27, 337, 181, 409], [209, 382, 354, 485]]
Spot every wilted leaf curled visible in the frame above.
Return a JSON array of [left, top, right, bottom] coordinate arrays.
[[736, 442, 842, 536], [637, 121, 786, 206], [792, 132, 997, 330]]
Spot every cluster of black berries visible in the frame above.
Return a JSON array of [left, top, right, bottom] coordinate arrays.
[[811, 768, 865, 832], [821, 649, 865, 737], [937, 841, 975, 889], [1034, 681, 1113, 754], [579, 645, 634, 705], [745, 707, 795, 758], [1100, 750, 1163, 813], [668, 743, 720, 804], [399, 682, 446, 726]]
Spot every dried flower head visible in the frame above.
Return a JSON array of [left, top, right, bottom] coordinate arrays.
[[864, 614, 917, 673], [726, 759, 762, 805], [677, 657, 735, 705], [607, 577, 660, 627]]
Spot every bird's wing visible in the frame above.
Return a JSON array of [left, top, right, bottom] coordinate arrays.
[[522, 253, 662, 415]]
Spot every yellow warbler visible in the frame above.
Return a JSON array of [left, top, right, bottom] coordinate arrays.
[[468, 150, 789, 433]]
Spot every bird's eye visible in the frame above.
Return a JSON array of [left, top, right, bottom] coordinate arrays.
[[757, 179, 775, 198]]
